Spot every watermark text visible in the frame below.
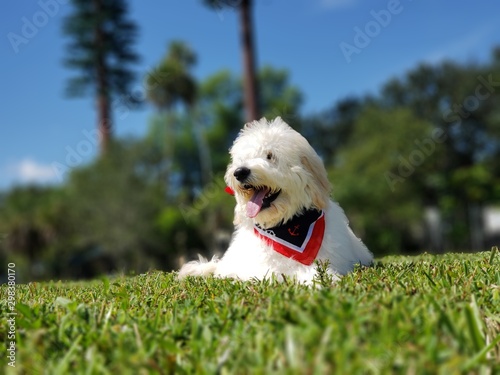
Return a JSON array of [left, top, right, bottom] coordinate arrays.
[[6, 263, 17, 368]]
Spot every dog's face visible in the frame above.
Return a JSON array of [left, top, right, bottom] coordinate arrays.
[[225, 117, 332, 228]]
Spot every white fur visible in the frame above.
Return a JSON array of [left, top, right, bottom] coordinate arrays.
[[178, 117, 373, 285]]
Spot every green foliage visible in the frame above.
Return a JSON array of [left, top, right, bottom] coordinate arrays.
[[64, 140, 167, 270], [155, 206, 205, 260], [0, 139, 192, 282], [145, 41, 198, 110], [0, 186, 72, 281], [1, 251, 498, 373], [381, 59, 500, 191], [259, 65, 303, 123], [331, 107, 434, 254], [199, 69, 244, 170], [451, 164, 499, 202], [5, 39, 500, 282], [144, 63, 302, 200], [302, 97, 367, 165], [316, 52, 500, 254]]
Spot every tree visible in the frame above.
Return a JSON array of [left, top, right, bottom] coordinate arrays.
[[64, 140, 169, 272], [331, 106, 435, 254], [0, 186, 71, 281], [145, 41, 208, 191], [199, 70, 245, 173], [146, 41, 197, 111], [202, 0, 261, 121], [144, 64, 303, 256], [259, 65, 303, 123], [301, 97, 369, 165], [380, 55, 500, 249], [63, 0, 139, 153]]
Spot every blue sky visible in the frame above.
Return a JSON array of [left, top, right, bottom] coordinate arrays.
[[1, 0, 500, 190]]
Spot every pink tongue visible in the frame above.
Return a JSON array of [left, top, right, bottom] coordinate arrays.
[[246, 188, 270, 218]]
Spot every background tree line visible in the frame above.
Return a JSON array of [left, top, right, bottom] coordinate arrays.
[[1, 0, 499, 282]]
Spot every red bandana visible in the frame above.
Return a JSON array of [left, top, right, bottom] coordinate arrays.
[[254, 209, 325, 265]]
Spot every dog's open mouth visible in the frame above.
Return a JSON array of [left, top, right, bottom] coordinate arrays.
[[243, 185, 281, 218]]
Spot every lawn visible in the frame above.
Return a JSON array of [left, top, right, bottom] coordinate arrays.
[[1, 250, 499, 374]]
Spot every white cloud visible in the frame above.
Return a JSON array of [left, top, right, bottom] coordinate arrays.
[[319, 0, 358, 10], [5, 158, 59, 185]]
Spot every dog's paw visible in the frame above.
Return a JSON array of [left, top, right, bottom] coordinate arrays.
[[177, 255, 219, 279]]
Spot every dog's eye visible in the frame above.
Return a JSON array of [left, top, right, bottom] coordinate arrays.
[[266, 152, 273, 160]]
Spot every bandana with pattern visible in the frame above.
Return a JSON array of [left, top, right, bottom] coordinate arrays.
[[254, 209, 325, 265]]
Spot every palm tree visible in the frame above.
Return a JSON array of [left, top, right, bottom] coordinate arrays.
[[145, 41, 212, 190], [202, 0, 261, 122], [63, 0, 139, 154], [146, 41, 197, 111]]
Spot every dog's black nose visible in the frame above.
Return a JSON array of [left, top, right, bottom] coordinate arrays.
[[233, 167, 251, 182]]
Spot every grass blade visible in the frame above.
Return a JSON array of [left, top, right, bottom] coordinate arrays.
[[462, 333, 500, 371], [464, 296, 485, 352], [489, 246, 498, 265], [423, 271, 437, 287], [53, 335, 82, 375]]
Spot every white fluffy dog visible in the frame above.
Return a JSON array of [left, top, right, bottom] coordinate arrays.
[[179, 117, 373, 284]]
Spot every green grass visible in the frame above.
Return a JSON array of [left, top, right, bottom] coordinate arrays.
[[1, 250, 500, 374]]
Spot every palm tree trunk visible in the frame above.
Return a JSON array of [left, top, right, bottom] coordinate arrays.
[[94, 0, 111, 154], [97, 95, 111, 154], [239, 0, 260, 122]]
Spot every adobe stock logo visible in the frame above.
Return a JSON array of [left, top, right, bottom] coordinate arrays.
[[50, 69, 172, 182], [442, 74, 500, 123], [339, 0, 407, 63], [384, 128, 447, 192], [179, 172, 227, 224], [384, 73, 500, 192], [7, 0, 69, 54], [51, 128, 101, 181]]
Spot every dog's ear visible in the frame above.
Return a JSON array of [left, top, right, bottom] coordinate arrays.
[[301, 152, 331, 210]]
